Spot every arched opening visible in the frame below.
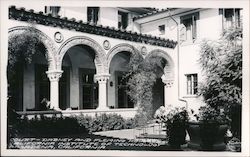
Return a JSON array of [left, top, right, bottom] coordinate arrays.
[[146, 51, 174, 114], [61, 45, 98, 110], [108, 51, 134, 109], [8, 27, 57, 111], [151, 59, 166, 114]]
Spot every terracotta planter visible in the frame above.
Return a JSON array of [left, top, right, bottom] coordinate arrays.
[[167, 121, 187, 149], [187, 122, 228, 151]]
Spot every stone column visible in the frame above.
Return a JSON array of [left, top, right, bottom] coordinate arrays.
[[161, 75, 174, 106], [94, 74, 110, 110], [46, 70, 63, 110]]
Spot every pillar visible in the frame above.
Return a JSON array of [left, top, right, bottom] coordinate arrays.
[[46, 70, 63, 110], [94, 74, 110, 110], [161, 75, 175, 106]]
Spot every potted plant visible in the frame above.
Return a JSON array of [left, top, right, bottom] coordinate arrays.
[[154, 105, 188, 149], [186, 105, 230, 151]]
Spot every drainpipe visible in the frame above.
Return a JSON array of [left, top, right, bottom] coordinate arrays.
[[168, 9, 188, 109]]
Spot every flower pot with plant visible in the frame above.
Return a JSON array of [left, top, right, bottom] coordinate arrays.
[[154, 105, 188, 149]]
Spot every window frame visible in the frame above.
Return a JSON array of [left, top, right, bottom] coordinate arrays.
[[87, 7, 100, 25], [219, 8, 242, 29], [118, 11, 128, 30], [185, 73, 198, 96], [158, 24, 166, 35], [180, 12, 199, 43]]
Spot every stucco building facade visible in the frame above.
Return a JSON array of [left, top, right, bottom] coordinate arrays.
[[8, 6, 242, 118]]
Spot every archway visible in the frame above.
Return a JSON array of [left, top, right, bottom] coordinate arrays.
[[107, 44, 140, 109], [8, 26, 56, 111], [58, 36, 107, 74], [146, 49, 175, 113], [61, 44, 98, 110]]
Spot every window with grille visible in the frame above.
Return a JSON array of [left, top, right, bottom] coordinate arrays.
[[87, 7, 99, 25], [186, 74, 198, 95]]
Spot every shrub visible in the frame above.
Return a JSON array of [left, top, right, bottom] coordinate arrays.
[[10, 114, 88, 137], [76, 113, 136, 133]]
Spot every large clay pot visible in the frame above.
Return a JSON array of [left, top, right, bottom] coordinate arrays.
[[168, 121, 187, 149], [187, 122, 228, 151]]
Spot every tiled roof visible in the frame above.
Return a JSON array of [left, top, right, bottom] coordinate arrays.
[[133, 8, 171, 21], [9, 6, 177, 49]]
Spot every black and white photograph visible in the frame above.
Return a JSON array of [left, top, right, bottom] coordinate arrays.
[[0, 0, 249, 156]]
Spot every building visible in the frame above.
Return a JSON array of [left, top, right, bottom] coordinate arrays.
[[7, 6, 242, 118]]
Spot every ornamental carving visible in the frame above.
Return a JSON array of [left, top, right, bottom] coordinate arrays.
[[141, 46, 147, 56], [8, 26, 57, 71], [94, 74, 110, 83], [46, 70, 63, 82], [57, 36, 108, 74], [54, 31, 64, 43], [103, 40, 111, 50], [161, 75, 174, 88]]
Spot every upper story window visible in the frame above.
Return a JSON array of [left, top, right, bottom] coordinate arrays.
[[219, 8, 242, 29], [45, 6, 60, 17], [186, 74, 198, 95], [158, 25, 165, 35], [180, 12, 199, 42], [118, 11, 128, 30], [87, 7, 99, 25]]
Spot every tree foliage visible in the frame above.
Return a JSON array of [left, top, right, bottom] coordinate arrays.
[[8, 26, 44, 110], [199, 26, 242, 110], [124, 53, 165, 125]]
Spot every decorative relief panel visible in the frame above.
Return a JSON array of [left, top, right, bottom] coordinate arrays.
[[54, 31, 64, 43], [103, 40, 111, 50]]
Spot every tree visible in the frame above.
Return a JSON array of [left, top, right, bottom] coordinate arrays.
[[199, 26, 242, 138], [124, 53, 165, 126]]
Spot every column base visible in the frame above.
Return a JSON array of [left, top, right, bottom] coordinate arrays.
[[52, 107, 62, 111], [96, 106, 109, 111]]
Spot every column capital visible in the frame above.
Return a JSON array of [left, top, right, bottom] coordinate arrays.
[[46, 70, 63, 82], [162, 78, 174, 88], [94, 74, 110, 83]]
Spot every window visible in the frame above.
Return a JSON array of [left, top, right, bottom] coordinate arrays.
[[158, 25, 165, 35], [186, 74, 198, 95], [219, 8, 242, 29], [44, 6, 60, 17], [180, 12, 199, 42], [118, 11, 128, 30], [116, 72, 133, 108], [79, 69, 98, 109], [87, 7, 99, 25]]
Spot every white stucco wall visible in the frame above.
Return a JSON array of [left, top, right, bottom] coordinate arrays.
[[59, 7, 87, 21], [100, 7, 118, 28], [139, 8, 224, 111], [140, 17, 179, 41]]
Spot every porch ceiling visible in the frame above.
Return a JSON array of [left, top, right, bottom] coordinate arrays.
[[9, 6, 177, 49]]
